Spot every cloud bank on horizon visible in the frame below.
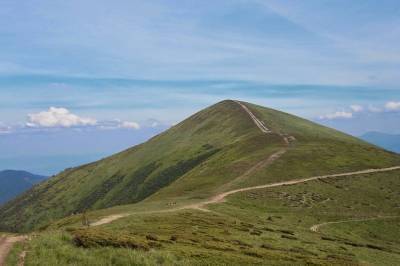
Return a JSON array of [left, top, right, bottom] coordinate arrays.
[[319, 101, 400, 120]]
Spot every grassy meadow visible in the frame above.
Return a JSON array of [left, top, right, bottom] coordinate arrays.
[[13, 169, 399, 265]]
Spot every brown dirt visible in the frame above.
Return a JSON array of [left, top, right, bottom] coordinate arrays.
[[0, 236, 26, 266]]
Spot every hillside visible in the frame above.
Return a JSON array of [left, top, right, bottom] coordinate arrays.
[[1, 100, 399, 234], [0, 170, 46, 205], [361, 131, 400, 153]]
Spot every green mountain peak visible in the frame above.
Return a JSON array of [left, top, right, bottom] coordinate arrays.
[[1, 100, 399, 232]]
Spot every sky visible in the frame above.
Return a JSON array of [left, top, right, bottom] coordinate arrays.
[[0, 0, 399, 175]]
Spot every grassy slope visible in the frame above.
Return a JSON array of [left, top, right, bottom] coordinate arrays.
[[0, 100, 285, 232], [2, 100, 399, 233], [3, 99, 400, 265], [142, 101, 400, 202], [22, 170, 400, 265], [240, 102, 400, 185]]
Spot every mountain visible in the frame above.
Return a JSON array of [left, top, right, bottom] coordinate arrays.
[[0, 170, 46, 205], [360, 131, 400, 153], [1, 100, 399, 233], [2, 100, 400, 265]]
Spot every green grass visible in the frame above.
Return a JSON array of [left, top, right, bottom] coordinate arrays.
[[5, 241, 24, 266], [19, 231, 193, 266], [2, 99, 400, 265], [21, 171, 400, 265], [25, 215, 352, 265], [26, 170, 399, 265], [211, 170, 400, 265]]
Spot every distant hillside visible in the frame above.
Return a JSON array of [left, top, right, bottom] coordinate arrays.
[[360, 131, 400, 153], [0, 170, 46, 205], [1, 100, 399, 232]]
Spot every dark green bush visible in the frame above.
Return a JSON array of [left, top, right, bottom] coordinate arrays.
[[72, 229, 148, 250]]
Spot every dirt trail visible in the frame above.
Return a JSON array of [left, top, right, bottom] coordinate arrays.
[[189, 166, 400, 209], [235, 100, 271, 133], [223, 101, 291, 189], [18, 250, 26, 266], [91, 214, 130, 226], [91, 101, 400, 226], [0, 236, 26, 266], [310, 216, 400, 232], [92, 165, 400, 226], [223, 148, 287, 189]]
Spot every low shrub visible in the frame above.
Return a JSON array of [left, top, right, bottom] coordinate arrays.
[[146, 234, 158, 241], [72, 229, 148, 250], [281, 235, 298, 240], [250, 229, 262, 236], [277, 229, 295, 235]]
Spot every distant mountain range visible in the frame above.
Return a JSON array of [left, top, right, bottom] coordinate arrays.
[[360, 132, 400, 153], [0, 170, 47, 205]]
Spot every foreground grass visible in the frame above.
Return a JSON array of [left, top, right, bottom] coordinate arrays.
[[20, 231, 192, 266], [19, 170, 398, 266], [25, 220, 346, 266], [213, 170, 400, 265]]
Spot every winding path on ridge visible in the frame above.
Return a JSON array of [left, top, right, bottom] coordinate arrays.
[[220, 101, 291, 192], [92, 164, 400, 226], [92, 101, 400, 226]]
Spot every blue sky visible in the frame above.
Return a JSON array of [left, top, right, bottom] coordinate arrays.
[[0, 1, 399, 174]]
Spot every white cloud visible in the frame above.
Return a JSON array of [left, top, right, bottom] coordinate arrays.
[[24, 110, 141, 131], [27, 107, 97, 128], [119, 121, 140, 130], [350, 105, 363, 112], [385, 101, 400, 111], [318, 101, 400, 121], [319, 111, 353, 120]]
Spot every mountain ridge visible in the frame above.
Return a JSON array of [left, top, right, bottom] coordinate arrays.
[[0, 170, 46, 205], [1, 100, 399, 232]]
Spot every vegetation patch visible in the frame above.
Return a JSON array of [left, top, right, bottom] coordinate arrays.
[[243, 250, 263, 258], [75, 173, 125, 212], [281, 235, 298, 240], [72, 229, 149, 250], [137, 148, 221, 201], [107, 162, 160, 206]]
